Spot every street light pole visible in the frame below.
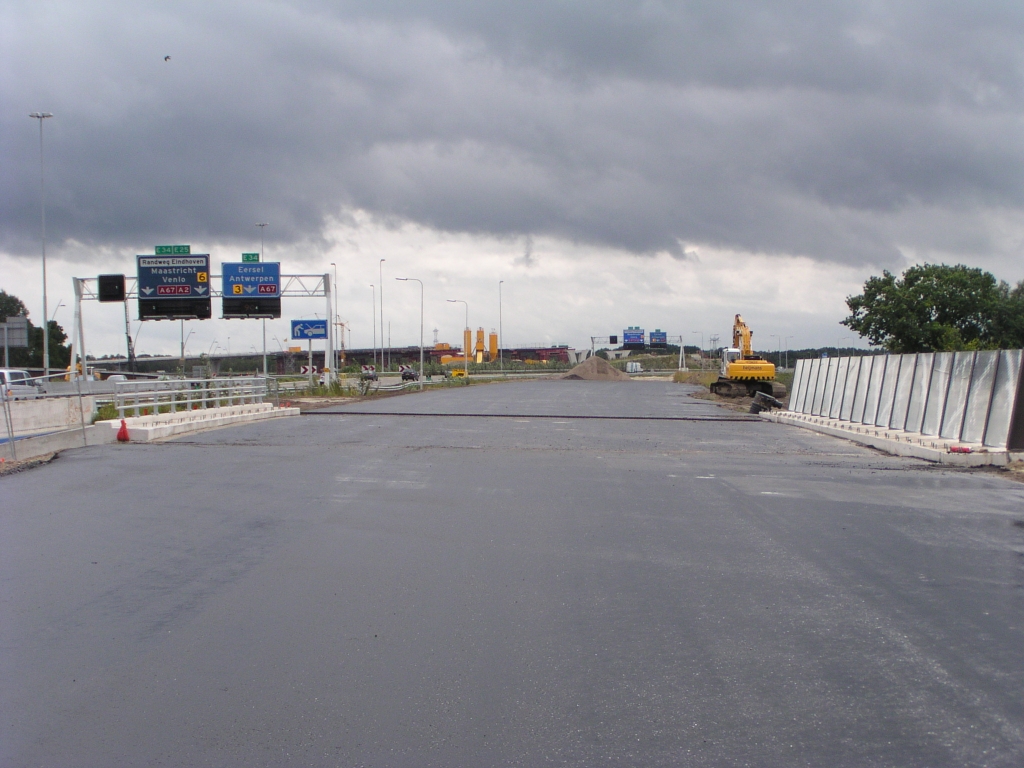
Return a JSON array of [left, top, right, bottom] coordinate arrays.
[[370, 284, 377, 370], [257, 223, 268, 376], [257, 222, 267, 257], [498, 280, 504, 375], [30, 112, 53, 379], [692, 331, 704, 369], [180, 325, 194, 376], [447, 299, 469, 379], [378, 259, 386, 373], [397, 278, 424, 389], [331, 262, 339, 376]]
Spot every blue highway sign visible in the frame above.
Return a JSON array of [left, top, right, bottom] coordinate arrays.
[[137, 254, 210, 298], [291, 319, 328, 339], [222, 262, 280, 297], [623, 328, 645, 346]]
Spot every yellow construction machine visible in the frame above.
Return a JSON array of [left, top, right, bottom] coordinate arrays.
[[709, 315, 787, 398]]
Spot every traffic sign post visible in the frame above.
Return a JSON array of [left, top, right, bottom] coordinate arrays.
[[290, 319, 328, 339], [292, 320, 328, 387], [136, 253, 211, 320], [222, 262, 281, 318]]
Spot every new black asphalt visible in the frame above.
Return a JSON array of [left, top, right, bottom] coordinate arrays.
[[2, 379, 1023, 766]]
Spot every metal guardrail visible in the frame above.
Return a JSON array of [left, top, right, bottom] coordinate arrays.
[[114, 377, 268, 419]]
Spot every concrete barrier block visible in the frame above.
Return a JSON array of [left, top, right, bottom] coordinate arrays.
[[763, 411, 1009, 466], [97, 405, 300, 442]]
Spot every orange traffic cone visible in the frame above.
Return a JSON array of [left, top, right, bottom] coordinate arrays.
[[116, 419, 130, 443]]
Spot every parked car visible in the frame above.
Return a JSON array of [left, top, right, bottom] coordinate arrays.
[[0, 369, 43, 400], [401, 369, 419, 381]]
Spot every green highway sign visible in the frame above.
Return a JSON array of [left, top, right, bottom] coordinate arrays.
[[155, 245, 191, 255], [242, 253, 260, 262]]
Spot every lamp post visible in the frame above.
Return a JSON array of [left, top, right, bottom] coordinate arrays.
[[180, 321, 195, 376], [692, 331, 704, 369], [784, 336, 794, 370], [498, 280, 504, 375], [256, 223, 269, 376], [256, 224, 268, 257], [770, 334, 781, 368], [370, 284, 377, 370], [447, 299, 469, 379], [378, 259, 386, 373], [396, 277, 424, 389], [29, 112, 53, 379], [331, 262, 339, 376]]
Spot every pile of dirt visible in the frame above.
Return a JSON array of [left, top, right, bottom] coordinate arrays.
[[560, 356, 631, 381]]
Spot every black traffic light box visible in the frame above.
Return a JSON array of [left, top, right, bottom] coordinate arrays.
[[97, 274, 126, 302], [222, 297, 282, 319], [138, 298, 212, 320]]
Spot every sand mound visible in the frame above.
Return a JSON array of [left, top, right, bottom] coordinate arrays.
[[560, 356, 631, 381]]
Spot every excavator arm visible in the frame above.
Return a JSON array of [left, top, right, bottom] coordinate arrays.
[[733, 314, 754, 358]]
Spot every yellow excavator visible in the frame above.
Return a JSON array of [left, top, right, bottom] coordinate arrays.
[[709, 314, 787, 398]]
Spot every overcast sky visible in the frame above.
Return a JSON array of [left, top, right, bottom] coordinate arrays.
[[4, 1, 1024, 359]]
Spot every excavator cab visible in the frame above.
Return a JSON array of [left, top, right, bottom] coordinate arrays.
[[720, 348, 743, 377]]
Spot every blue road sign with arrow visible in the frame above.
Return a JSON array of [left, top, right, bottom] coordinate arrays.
[[222, 262, 280, 297], [291, 319, 328, 339], [137, 254, 210, 298]]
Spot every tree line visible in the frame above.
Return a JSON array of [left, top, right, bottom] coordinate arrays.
[[842, 264, 1024, 354], [0, 289, 72, 369]]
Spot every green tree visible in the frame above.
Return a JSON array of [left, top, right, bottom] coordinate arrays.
[[0, 288, 71, 368], [992, 280, 1024, 350], [0, 289, 28, 321], [841, 264, 1020, 353]]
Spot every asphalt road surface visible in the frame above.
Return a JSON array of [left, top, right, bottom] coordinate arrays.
[[2, 380, 1023, 767]]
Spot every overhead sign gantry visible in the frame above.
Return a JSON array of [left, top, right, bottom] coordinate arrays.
[[68, 250, 335, 382]]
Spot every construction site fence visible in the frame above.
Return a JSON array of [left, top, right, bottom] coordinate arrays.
[[788, 350, 1024, 450]]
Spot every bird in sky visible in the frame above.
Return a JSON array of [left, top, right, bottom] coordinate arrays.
[[164, 55, 171, 61]]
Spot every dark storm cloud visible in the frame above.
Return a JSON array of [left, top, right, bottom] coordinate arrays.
[[3, 1, 1024, 265]]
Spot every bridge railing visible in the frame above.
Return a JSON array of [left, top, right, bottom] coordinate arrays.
[[113, 377, 268, 419]]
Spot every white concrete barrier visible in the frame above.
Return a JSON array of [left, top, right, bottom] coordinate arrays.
[[4, 395, 95, 437], [784, 350, 1024, 463], [96, 403, 300, 442], [1, 424, 115, 463]]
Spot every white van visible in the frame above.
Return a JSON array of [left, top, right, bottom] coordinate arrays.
[[0, 369, 43, 400]]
